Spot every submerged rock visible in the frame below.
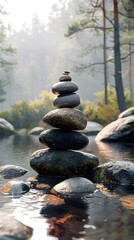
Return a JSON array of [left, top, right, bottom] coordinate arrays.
[[96, 116, 134, 142], [0, 165, 28, 179], [30, 148, 99, 177], [43, 108, 87, 130], [0, 212, 33, 240], [0, 118, 16, 136], [39, 129, 89, 150], [92, 161, 134, 185], [0, 180, 30, 195], [51, 177, 96, 196]]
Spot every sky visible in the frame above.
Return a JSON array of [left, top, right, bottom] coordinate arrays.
[[5, 0, 59, 30]]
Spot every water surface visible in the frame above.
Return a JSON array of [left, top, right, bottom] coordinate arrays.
[[0, 134, 134, 240]]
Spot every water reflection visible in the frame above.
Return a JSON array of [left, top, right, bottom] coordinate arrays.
[[95, 140, 134, 163], [0, 135, 134, 240]]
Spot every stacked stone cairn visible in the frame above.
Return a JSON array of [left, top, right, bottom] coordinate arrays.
[[30, 71, 99, 193]]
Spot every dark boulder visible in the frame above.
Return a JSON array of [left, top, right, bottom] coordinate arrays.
[[30, 148, 99, 177], [92, 161, 134, 185]]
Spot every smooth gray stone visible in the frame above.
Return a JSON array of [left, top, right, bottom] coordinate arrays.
[[30, 148, 99, 177], [0, 165, 28, 179], [52, 177, 96, 196], [96, 116, 134, 142], [0, 212, 33, 239], [39, 129, 89, 150], [0, 118, 16, 136], [43, 108, 87, 130], [118, 107, 134, 118], [52, 81, 78, 95], [92, 161, 134, 186], [53, 93, 80, 108]]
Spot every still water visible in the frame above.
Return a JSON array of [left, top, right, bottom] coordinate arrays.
[[0, 134, 134, 240]]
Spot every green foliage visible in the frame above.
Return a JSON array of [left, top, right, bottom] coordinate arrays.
[[0, 88, 134, 130], [79, 86, 134, 126], [0, 91, 54, 129]]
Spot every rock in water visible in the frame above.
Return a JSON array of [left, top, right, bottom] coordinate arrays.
[[0, 180, 30, 195], [118, 107, 134, 118], [52, 81, 78, 95], [92, 161, 134, 185], [39, 129, 89, 150], [53, 93, 80, 108], [0, 118, 16, 136], [51, 177, 96, 196], [0, 165, 28, 179], [30, 148, 99, 177], [96, 116, 134, 142], [0, 212, 33, 239], [43, 108, 87, 130]]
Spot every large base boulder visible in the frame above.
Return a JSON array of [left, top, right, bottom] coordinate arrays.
[[30, 148, 99, 177]]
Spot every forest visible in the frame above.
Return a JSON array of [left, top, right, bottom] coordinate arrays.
[[0, 0, 134, 127]]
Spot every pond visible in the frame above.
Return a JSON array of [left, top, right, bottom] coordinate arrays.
[[0, 134, 134, 240]]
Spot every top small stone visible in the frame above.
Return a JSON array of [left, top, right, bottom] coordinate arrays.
[[59, 71, 72, 82]]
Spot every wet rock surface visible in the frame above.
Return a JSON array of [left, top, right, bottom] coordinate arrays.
[[39, 129, 89, 150], [92, 161, 134, 185], [51, 177, 96, 196], [30, 148, 99, 177]]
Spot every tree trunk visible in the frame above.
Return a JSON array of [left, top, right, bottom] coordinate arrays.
[[113, 0, 127, 112], [102, 0, 108, 105]]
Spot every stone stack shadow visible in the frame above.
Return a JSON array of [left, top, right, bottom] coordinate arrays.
[[30, 71, 99, 185]]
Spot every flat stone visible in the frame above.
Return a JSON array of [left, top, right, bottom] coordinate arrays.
[[53, 93, 80, 108], [92, 161, 134, 185], [43, 108, 87, 130], [51, 177, 96, 196], [0, 165, 28, 179], [52, 81, 78, 95], [39, 129, 89, 150], [96, 116, 134, 142], [30, 148, 99, 177], [118, 107, 134, 118], [0, 212, 33, 240], [0, 180, 30, 195]]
